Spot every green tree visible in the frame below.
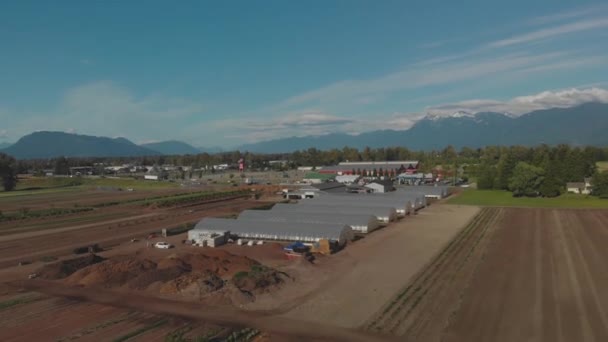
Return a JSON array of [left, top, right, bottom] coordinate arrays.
[[54, 156, 70, 175], [476, 162, 496, 190], [539, 176, 562, 198], [591, 171, 608, 198], [509, 162, 545, 197], [0, 153, 18, 191]]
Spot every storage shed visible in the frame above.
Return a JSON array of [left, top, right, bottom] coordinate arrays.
[[192, 217, 353, 245], [273, 202, 397, 223], [238, 210, 380, 234], [399, 186, 449, 199]]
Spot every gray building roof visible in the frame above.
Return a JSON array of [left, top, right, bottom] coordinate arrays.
[[397, 186, 449, 198], [193, 217, 353, 244], [238, 210, 380, 233], [307, 195, 411, 214], [272, 202, 397, 222], [322, 191, 425, 209]]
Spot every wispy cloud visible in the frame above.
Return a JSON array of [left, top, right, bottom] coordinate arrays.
[[489, 17, 608, 48], [426, 87, 608, 116], [528, 4, 608, 25]]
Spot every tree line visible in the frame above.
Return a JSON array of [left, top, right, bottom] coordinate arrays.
[[2, 145, 608, 197]]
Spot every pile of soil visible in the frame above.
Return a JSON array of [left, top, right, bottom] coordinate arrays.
[[178, 250, 259, 277], [59, 250, 283, 305], [65, 258, 156, 287], [231, 265, 290, 296], [37, 254, 105, 280]]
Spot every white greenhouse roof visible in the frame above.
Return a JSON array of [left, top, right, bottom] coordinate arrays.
[[273, 202, 396, 219], [193, 217, 352, 243], [239, 210, 377, 226]]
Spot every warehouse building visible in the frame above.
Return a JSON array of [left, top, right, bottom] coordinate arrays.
[[191, 217, 354, 246], [273, 202, 397, 223], [399, 186, 449, 199], [319, 160, 420, 175], [238, 210, 380, 234], [309, 195, 411, 216]]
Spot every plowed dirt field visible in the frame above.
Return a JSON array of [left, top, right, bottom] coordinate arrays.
[[443, 208, 608, 342]]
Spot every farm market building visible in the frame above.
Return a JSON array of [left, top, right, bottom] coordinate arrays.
[[319, 161, 419, 175], [191, 217, 353, 245], [238, 210, 381, 234]]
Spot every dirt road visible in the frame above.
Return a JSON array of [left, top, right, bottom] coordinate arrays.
[[17, 280, 398, 342], [273, 204, 481, 328], [443, 208, 608, 342]]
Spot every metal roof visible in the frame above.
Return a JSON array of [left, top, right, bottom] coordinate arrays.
[[238, 210, 378, 227], [397, 186, 448, 197], [319, 191, 426, 209], [306, 195, 411, 213], [193, 217, 352, 243], [272, 202, 397, 221]]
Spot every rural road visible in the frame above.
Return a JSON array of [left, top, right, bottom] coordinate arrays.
[[18, 280, 400, 342]]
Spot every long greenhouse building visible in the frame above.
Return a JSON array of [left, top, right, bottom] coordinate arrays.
[[238, 210, 381, 234], [191, 217, 354, 245]]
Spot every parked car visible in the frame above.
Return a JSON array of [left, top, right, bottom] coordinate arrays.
[[154, 242, 173, 249]]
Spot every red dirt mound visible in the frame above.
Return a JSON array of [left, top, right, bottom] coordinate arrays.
[[178, 251, 259, 278], [231, 265, 290, 295], [36, 254, 105, 280], [65, 258, 156, 287]]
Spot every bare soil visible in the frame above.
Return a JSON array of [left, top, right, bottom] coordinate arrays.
[[250, 204, 481, 329], [0, 197, 270, 269], [442, 208, 608, 342]]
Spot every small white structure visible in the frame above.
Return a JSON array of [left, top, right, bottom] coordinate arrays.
[[144, 174, 159, 181], [364, 180, 394, 193], [335, 175, 360, 184], [566, 182, 591, 195], [187, 228, 228, 247]]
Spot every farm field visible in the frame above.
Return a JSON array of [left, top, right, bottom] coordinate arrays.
[[443, 208, 608, 342], [597, 161, 608, 172], [448, 189, 608, 208]]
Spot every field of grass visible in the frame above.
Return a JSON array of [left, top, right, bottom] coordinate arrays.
[[449, 189, 608, 208], [9, 176, 178, 193], [597, 161, 608, 172]]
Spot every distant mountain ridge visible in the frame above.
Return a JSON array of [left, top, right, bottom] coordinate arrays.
[[239, 102, 608, 152], [1, 132, 160, 159], [140, 140, 200, 155], [0, 142, 11, 149], [2, 102, 607, 158]]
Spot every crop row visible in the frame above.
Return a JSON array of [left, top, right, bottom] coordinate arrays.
[[0, 207, 94, 222], [365, 208, 499, 333]]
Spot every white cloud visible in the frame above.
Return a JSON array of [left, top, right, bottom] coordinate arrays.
[[528, 5, 608, 25], [489, 17, 608, 48], [426, 87, 608, 116]]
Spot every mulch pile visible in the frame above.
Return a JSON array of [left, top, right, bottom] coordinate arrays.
[[59, 250, 285, 304], [36, 254, 106, 280]]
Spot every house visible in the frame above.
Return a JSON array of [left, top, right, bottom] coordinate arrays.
[[364, 180, 395, 193], [567, 181, 591, 195]]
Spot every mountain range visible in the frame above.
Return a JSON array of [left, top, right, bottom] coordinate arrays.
[[0, 132, 203, 159], [239, 102, 608, 152], [1, 102, 607, 158]]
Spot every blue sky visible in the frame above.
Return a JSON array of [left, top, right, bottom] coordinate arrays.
[[1, 0, 608, 147]]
